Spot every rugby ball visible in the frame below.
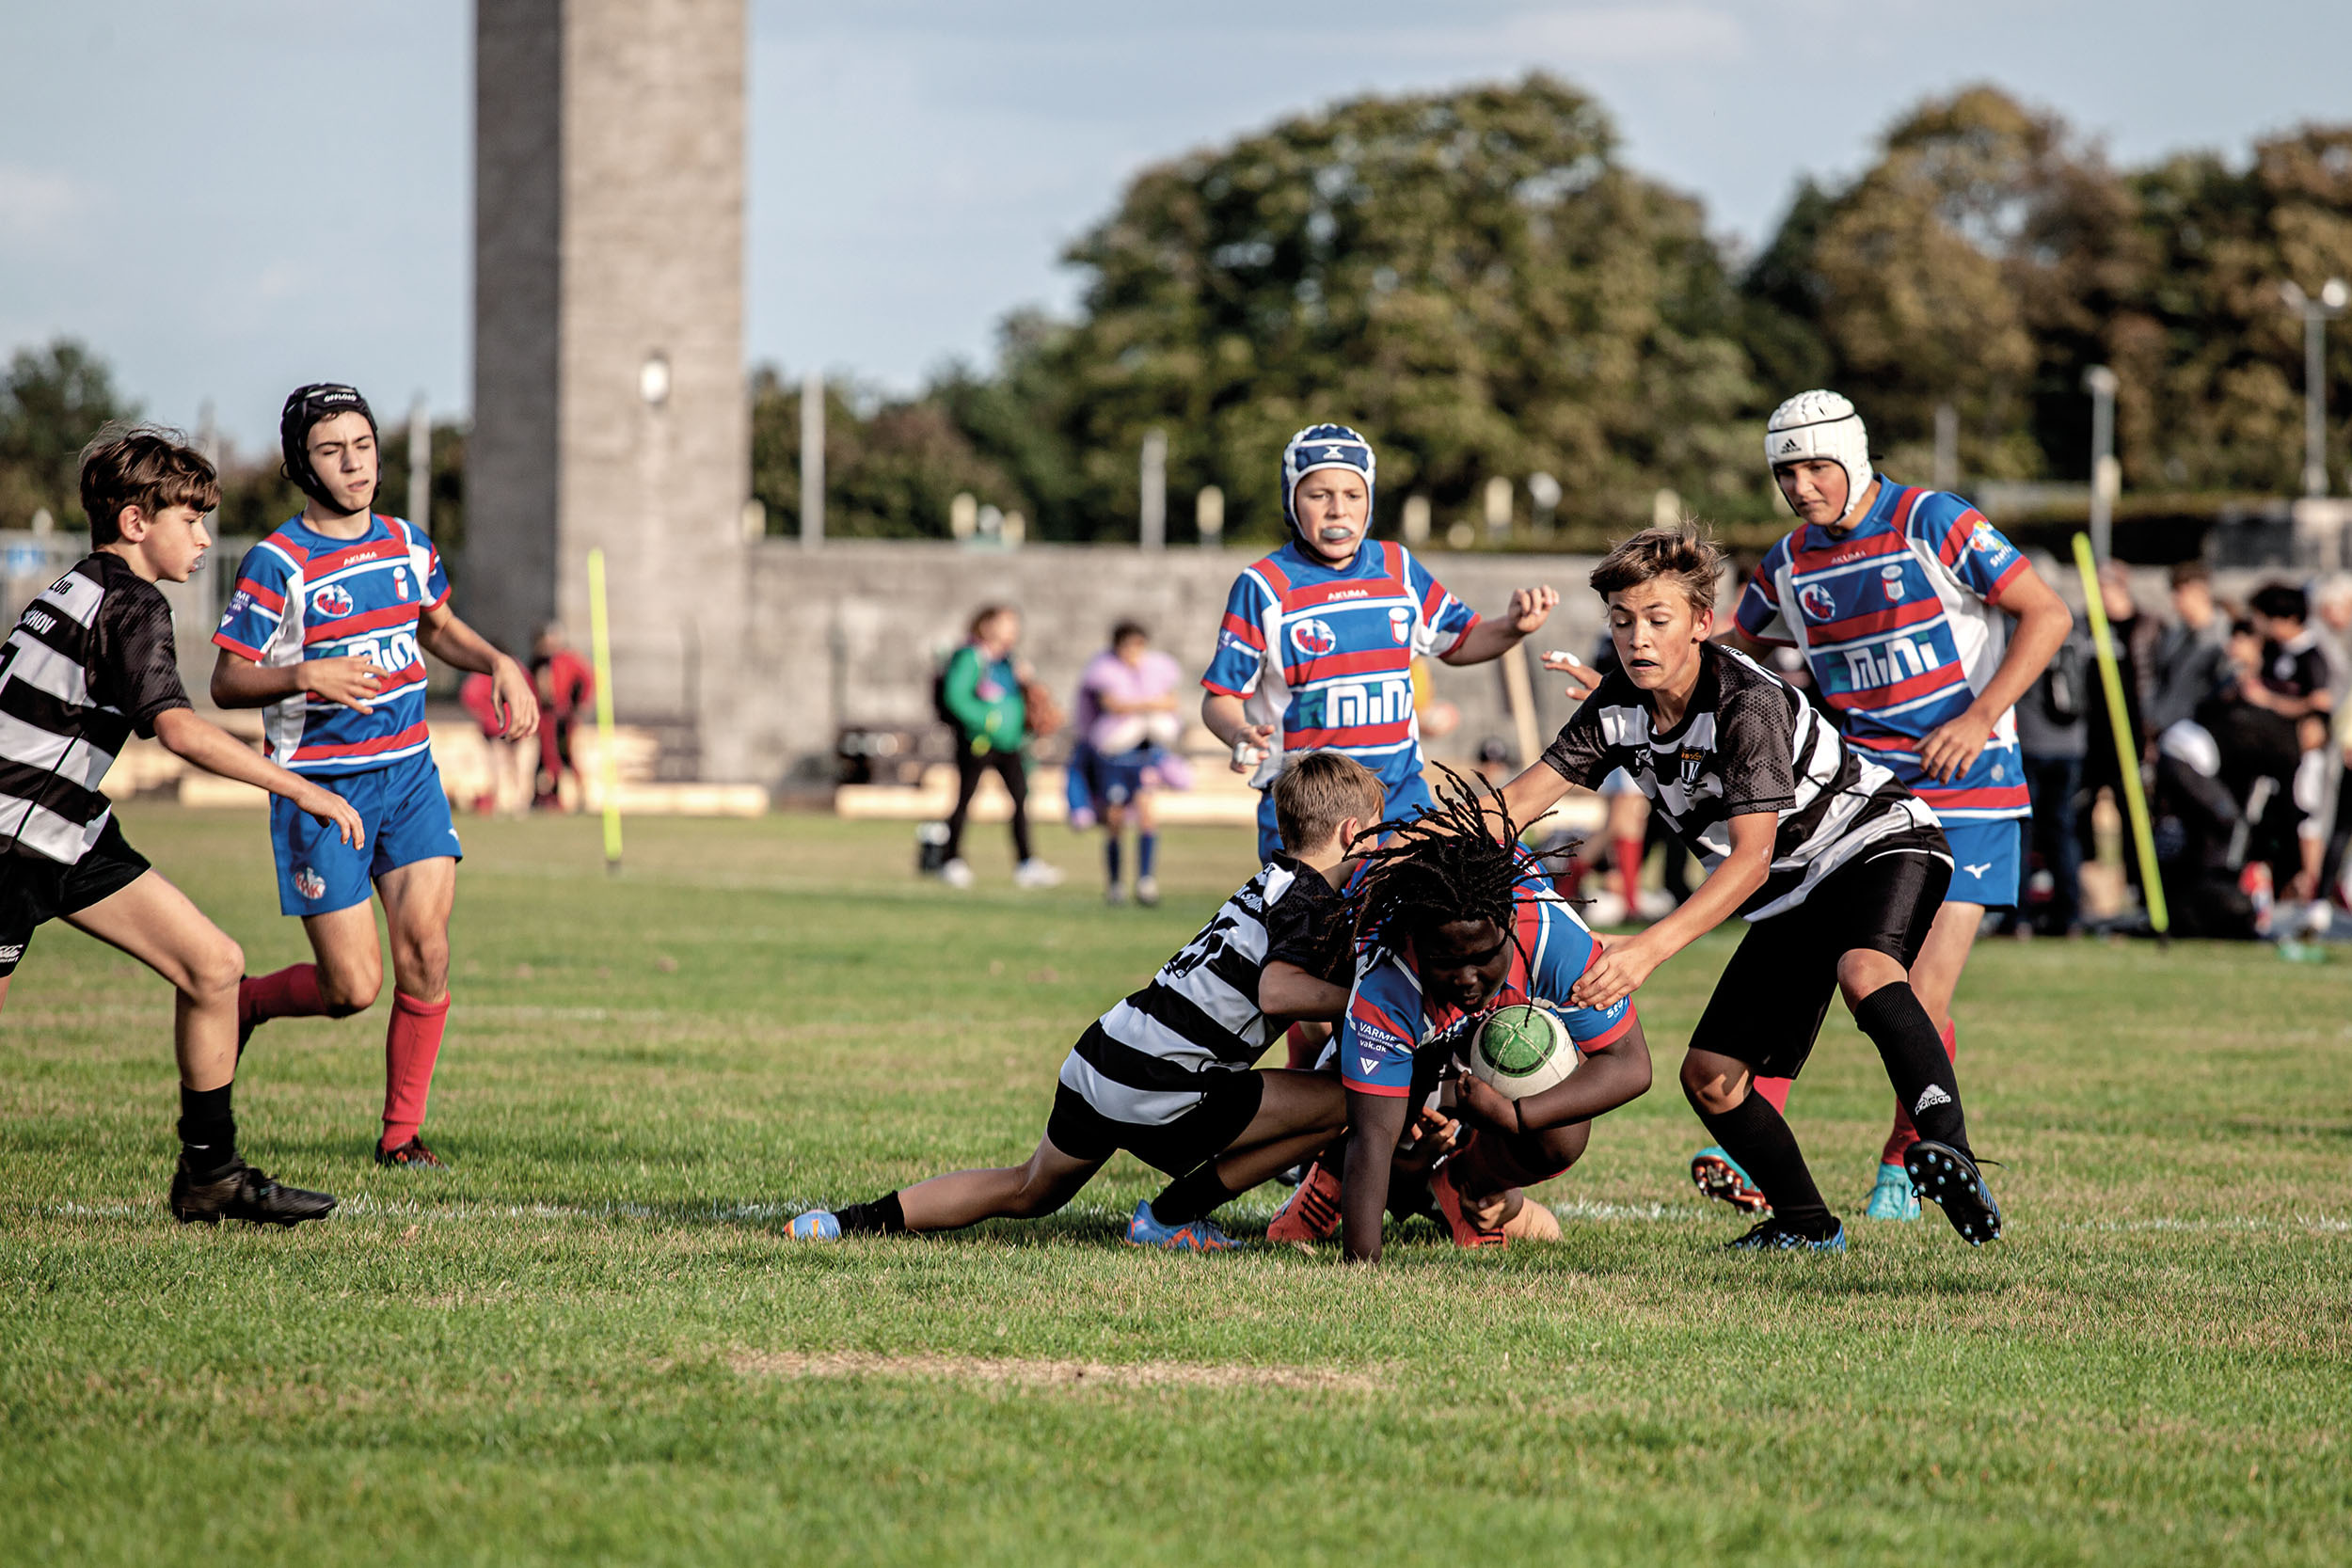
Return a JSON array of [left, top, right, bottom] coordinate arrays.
[[1468, 1004, 1580, 1101]]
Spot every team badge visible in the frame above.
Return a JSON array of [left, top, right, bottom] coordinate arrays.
[[1290, 618, 1338, 657], [293, 865, 327, 900], [1968, 521, 2006, 554], [1881, 563, 1906, 602], [394, 568, 409, 600], [1388, 606, 1412, 644], [1798, 583, 1836, 622], [310, 583, 355, 619]]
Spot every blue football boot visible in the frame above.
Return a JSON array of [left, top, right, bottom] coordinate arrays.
[[1863, 1160, 1921, 1221], [786, 1211, 842, 1240], [1902, 1140, 2002, 1245], [1724, 1216, 1848, 1253], [1124, 1198, 1241, 1251]]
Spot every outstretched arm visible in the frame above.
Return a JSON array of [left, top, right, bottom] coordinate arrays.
[[1340, 1087, 1410, 1263], [1259, 960, 1348, 1023], [1438, 586, 1558, 667], [1569, 811, 1775, 1011], [418, 602, 540, 740], [152, 708, 363, 847]]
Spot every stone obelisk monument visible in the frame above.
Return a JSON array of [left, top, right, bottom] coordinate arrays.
[[469, 0, 752, 781]]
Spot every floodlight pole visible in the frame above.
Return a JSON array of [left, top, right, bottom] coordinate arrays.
[[2281, 278, 2347, 498], [407, 394, 432, 533], [800, 370, 825, 548], [2082, 366, 2118, 564], [1139, 429, 1167, 550]]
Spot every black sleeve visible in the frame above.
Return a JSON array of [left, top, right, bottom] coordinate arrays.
[[95, 585, 192, 738], [1264, 876, 1353, 984], [1538, 689, 1617, 787], [1713, 679, 1800, 816]]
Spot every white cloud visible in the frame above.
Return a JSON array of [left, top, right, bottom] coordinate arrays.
[[0, 163, 90, 243]]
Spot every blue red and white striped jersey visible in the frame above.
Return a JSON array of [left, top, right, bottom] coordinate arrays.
[[213, 514, 449, 776], [1734, 478, 2031, 822], [1200, 539, 1476, 797], [1340, 884, 1636, 1098]]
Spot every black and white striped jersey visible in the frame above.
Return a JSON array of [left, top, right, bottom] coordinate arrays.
[[1058, 854, 1344, 1126], [0, 555, 191, 864], [1541, 642, 1941, 919]]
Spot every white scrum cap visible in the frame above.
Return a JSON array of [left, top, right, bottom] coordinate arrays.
[[1765, 389, 1873, 524]]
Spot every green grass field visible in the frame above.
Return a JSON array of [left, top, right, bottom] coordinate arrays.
[[3, 805, 2347, 1567]]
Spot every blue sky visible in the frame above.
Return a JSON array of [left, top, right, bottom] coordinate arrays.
[[4, 1, 2348, 449]]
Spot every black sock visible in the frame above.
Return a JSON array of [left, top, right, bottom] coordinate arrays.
[[1851, 982, 1969, 1157], [1148, 1163, 1235, 1227], [1692, 1088, 1836, 1237], [178, 1083, 236, 1177], [834, 1192, 906, 1235]]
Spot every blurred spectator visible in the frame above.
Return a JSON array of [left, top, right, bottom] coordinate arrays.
[[2010, 625, 2091, 935], [460, 656, 533, 818], [2313, 578, 2352, 911], [2243, 585, 2336, 908], [1067, 620, 1188, 906], [2078, 562, 2156, 894], [2144, 562, 2231, 739], [532, 624, 594, 811], [2151, 721, 2261, 940], [936, 606, 1060, 891]]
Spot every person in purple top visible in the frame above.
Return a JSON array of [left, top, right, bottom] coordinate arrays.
[[1069, 621, 1189, 906]]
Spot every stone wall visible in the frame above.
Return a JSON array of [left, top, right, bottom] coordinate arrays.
[[720, 541, 1619, 786]]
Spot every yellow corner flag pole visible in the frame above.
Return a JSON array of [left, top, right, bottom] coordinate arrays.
[[586, 547, 623, 874], [2071, 533, 2166, 935]]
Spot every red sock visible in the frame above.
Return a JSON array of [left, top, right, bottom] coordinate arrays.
[[1882, 1020, 1959, 1164], [239, 963, 327, 1029], [380, 990, 452, 1150], [1752, 1075, 1792, 1114], [1614, 837, 1644, 905]]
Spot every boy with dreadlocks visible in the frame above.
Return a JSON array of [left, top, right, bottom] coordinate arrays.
[[1499, 522, 2002, 1251], [787, 752, 1384, 1249], [1333, 773, 1652, 1263]]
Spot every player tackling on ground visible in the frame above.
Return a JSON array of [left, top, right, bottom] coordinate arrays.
[[0, 428, 361, 1223], [212, 385, 539, 1166], [1324, 776, 1654, 1263], [1502, 523, 2002, 1250], [787, 752, 1390, 1248]]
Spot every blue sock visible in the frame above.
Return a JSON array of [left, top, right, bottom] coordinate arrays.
[[1104, 835, 1122, 885], [1138, 832, 1158, 879]]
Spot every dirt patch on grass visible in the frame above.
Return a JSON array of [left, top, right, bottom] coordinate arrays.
[[730, 1350, 1383, 1393]]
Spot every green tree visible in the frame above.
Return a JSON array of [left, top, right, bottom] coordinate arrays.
[[2127, 127, 2352, 492], [0, 340, 135, 530], [748, 367, 1023, 539], [973, 73, 1760, 544], [1752, 87, 2137, 483]]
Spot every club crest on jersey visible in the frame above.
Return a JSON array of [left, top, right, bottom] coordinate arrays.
[[1290, 618, 1338, 657], [1881, 563, 1906, 602], [1388, 606, 1412, 644], [394, 568, 409, 600], [310, 583, 355, 619], [1798, 583, 1837, 622], [293, 865, 327, 901]]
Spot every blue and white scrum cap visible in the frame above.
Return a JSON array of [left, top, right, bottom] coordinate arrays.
[[1280, 423, 1376, 535]]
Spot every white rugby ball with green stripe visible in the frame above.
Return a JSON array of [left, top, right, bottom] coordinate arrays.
[[1468, 1003, 1579, 1101]]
